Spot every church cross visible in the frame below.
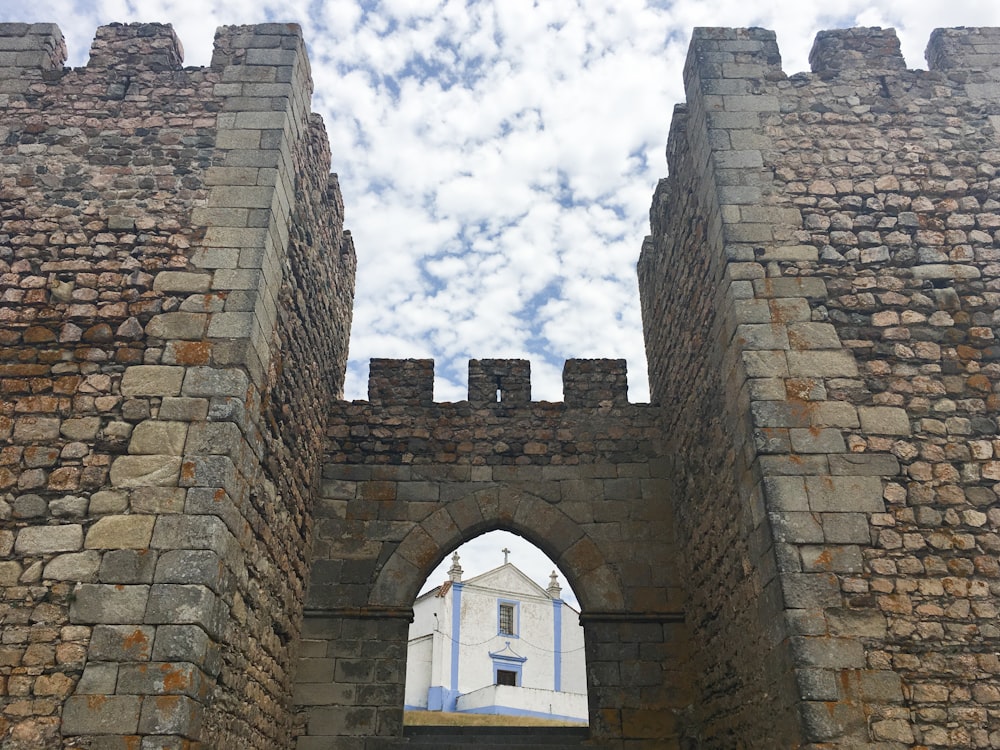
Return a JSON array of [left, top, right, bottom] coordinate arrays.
[[502, 547, 511, 564]]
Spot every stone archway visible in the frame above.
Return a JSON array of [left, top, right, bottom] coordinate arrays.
[[368, 486, 625, 613], [292, 359, 692, 749]]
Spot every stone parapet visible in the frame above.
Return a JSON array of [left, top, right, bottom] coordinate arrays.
[[367, 358, 635, 406]]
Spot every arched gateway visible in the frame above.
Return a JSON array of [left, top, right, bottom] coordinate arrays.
[[295, 358, 690, 746]]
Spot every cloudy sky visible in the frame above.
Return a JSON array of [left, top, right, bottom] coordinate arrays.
[[7, 0, 1000, 605]]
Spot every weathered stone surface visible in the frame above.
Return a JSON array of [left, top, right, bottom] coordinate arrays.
[[128, 421, 188, 456], [14, 524, 83, 554], [121, 366, 186, 397], [42, 550, 101, 581], [109, 455, 182, 488], [70, 584, 149, 624], [85, 515, 156, 549]]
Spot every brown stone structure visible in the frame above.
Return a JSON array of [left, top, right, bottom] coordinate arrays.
[[0, 21, 355, 749], [1, 18, 999, 750], [640, 25, 1000, 749]]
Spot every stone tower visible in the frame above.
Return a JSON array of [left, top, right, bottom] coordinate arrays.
[[0, 18, 999, 750], [640, 26, 1000, 748], [0, 22, 355, 748]]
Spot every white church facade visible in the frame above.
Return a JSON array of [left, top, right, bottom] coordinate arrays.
[[404, 553, 588, 722]]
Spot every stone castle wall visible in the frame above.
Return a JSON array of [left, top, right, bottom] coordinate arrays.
[[2, 16, 1000, 750], [0, 22, 354, 749], [641, 26, 1000, 748]]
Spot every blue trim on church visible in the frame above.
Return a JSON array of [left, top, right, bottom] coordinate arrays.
[[553, 598, 562, 692], [448, 582, 463, 710]]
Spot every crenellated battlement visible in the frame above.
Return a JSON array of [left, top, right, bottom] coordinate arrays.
[[927, 26, 1000, 74], [366, 358, 631, 406], [0, 23, 66, 89], [808, 27, 906, 73], [86, 22, 184, 71], [683, 24, 1000, 86]]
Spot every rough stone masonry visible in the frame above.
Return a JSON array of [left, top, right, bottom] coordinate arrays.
[[0, 17, 998, 750]]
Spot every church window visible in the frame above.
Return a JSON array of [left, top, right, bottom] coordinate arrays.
[[498, 601, 517, 636]]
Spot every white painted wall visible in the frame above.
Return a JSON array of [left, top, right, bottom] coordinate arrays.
[[457, 684, 587, 721]]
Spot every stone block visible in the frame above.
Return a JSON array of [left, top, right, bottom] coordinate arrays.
[[736, 323, 789, 350], [787, 323, 841, 350], [151, 515, 234, 557], [129, 421, 188, 455], [154, 550, 225, 589], [781, 572, 841, 608], [121, 366, 185, 397], [821, 513, 872, 544], [178, 455, 236, 488], [805, 475, 885, 513], [15, 524, 83, 554], [828, 453, 900, 476], [153, 272, 211, 293], [758, 454, 829, 475], [789, 428, 846, 454], [119, 662, 206, 698], [109, 455, 182, 488], [89, 490, 129, 514], [799, 544, 863, 573], [99, 549, 158, 584], [181, 367, 249, 398], [61, 417, 101, 441], [76, 663, 119, 694], [858, 670, 904, 703], [787, 350, 858, 377], [138, 694, 203, 737], [89, 625, 155, 661], [770, 512, 824, 543], [826, 609, 887, 639], [306, 706, 377, 736], [131, 487, 186, 514], [145, 584, 224, 639], [752, 277, 827, 299], [858, 406, 911, 436], [742, 350, 789, 377], [86, 515, 156, 549], [152, 625, 214, 667], [70, 584, 149, 624], [799, 700, 867, 742], [0, 561, 21, 585], [43, 550, 100, 581], [790, 636, 866, 669], [62, 695, 142, 735], [158, 397, 210, 422], [50, 495, 89, 518], [796, 668, 839, 700], [184, 422, 243, 457], [13, 416, 60, 441], [146, 312, 207, 341]]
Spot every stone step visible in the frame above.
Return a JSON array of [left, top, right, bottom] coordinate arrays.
[[403, 725, 590, 746]]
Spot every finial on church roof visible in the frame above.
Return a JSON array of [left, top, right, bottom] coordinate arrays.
[[502, 547, 511, 565], [448, 552, 463, 582], [547, 570, 562, 598]]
